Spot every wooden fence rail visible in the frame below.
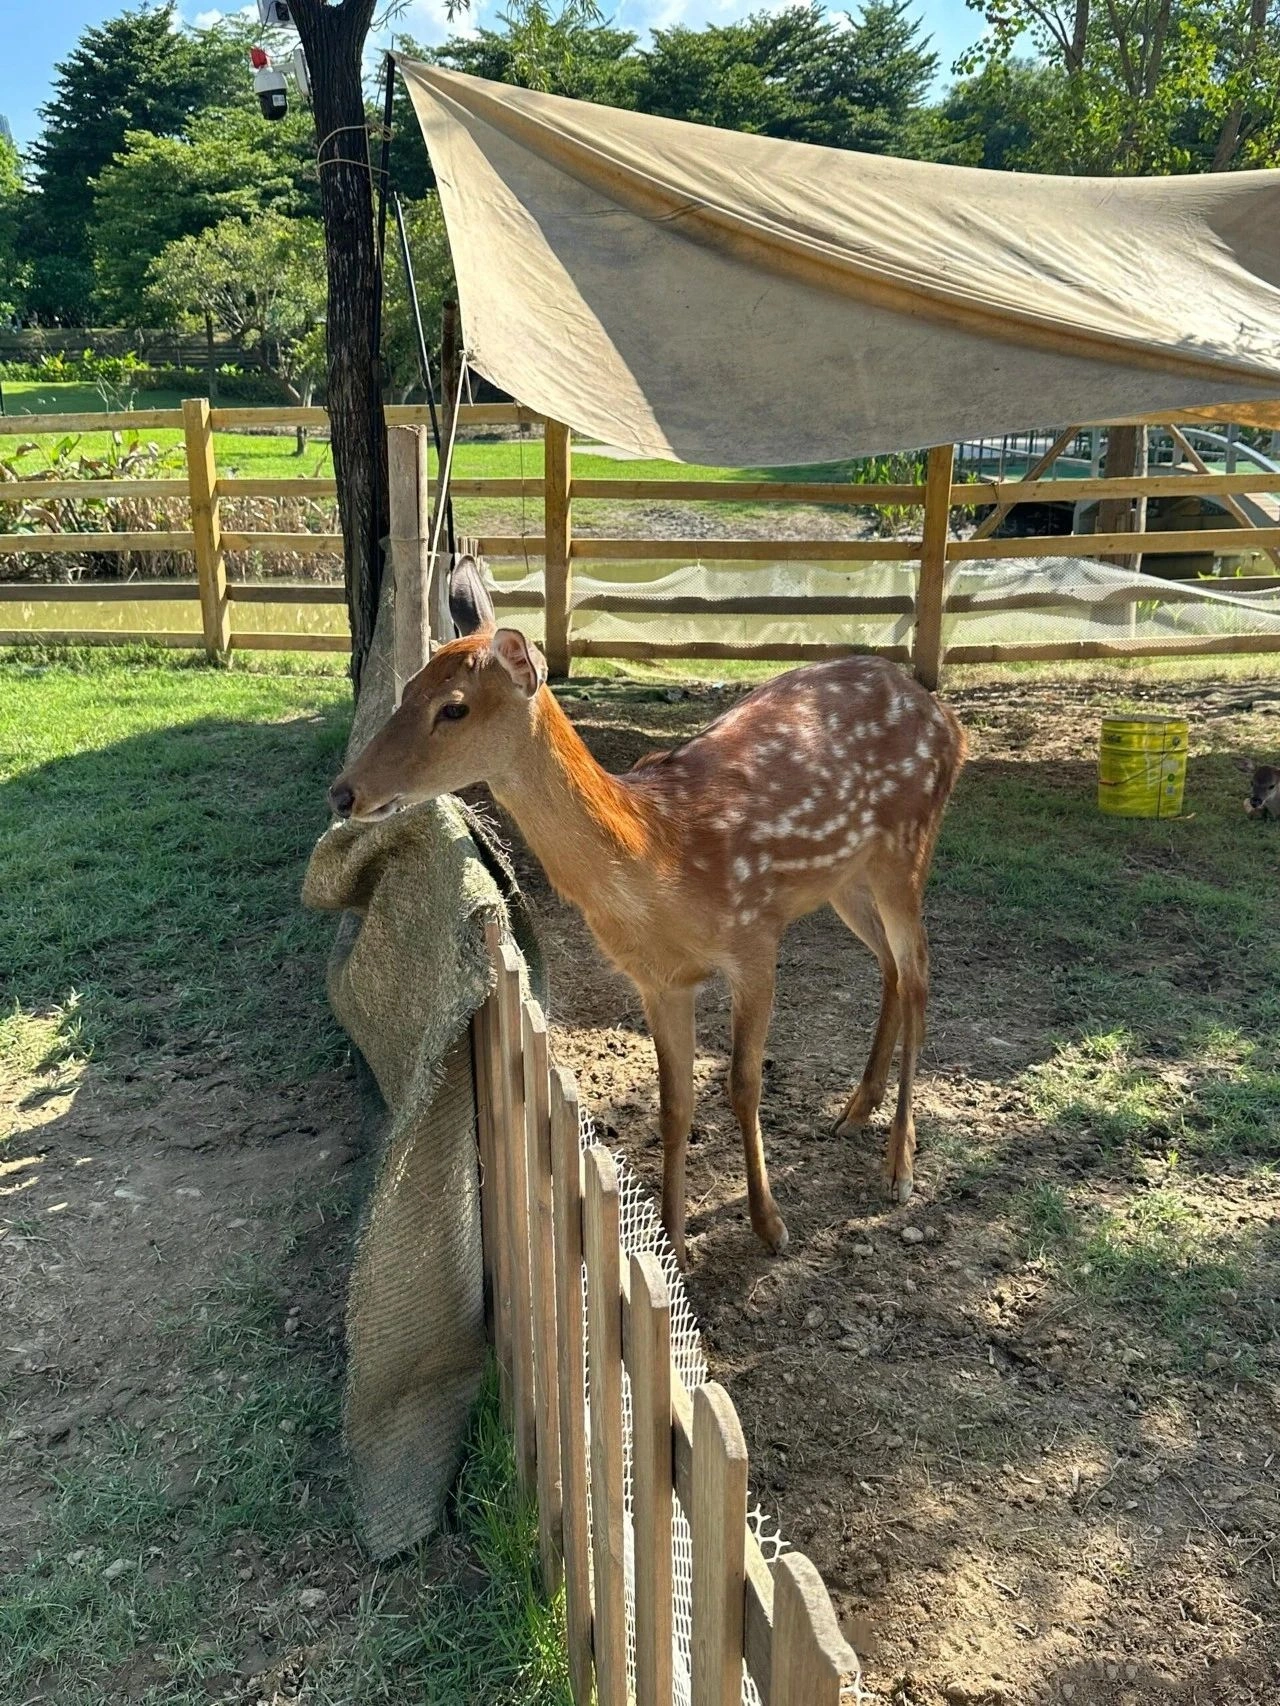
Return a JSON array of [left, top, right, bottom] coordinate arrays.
[[474, 917, 862, 1704], [2, 402, 1279, 682]]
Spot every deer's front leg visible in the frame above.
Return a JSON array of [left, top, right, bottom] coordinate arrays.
[[641, 985, 697, 1269], [729, 962, 788, 1255]]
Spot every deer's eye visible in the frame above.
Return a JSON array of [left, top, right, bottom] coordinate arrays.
[[438, 702, 469, 723]]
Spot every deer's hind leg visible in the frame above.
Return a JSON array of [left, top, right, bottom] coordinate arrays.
[[866, 867, 930, 1205], [830, 879, 901, 1137], [641, 985, 697, 1269], [728, 957, 789, 1255]]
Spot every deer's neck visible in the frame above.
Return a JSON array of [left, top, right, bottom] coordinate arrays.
[[491, 690, 667, 914]]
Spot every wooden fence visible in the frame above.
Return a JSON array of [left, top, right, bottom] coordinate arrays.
[[3, 401, 1280, 687], [474, 917, 860, 1705]]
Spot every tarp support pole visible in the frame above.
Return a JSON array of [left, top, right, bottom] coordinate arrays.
[[912, 443, 954, 691], [388, 424, 433, 703], [544, 420, 573, 677]]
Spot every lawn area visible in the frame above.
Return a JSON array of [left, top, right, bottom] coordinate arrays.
[[0, 378, 883, 495], [0, 651, 568, 1706]]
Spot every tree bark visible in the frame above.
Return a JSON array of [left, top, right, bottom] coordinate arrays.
[[1068, 0, 1089, 74], [1098, 425, 1147, 577], [288, 0, 386, 697]]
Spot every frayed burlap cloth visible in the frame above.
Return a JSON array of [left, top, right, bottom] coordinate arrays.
[[302, 598, 537, 1557]]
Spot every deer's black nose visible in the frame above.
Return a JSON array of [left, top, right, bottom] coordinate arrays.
[[329, 780, 355, 818]]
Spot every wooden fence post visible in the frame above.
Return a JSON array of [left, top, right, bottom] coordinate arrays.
[[691, 1382, 748, 1706], [482, 919, 513, 1404], [770, 1552, 861, 1706], [387, 424, 432, 702], [584, 1147, 628, 1706], [544, 420, 572, 678], [498, 945, 537, 1494], [183, 397, 229, 656], [471, 994, 498, 1344], [911, 443, 955, 691], [629, 1251, 674, 1706], [522, 999, 563, 1595], [550, 1066, 593, 1706]]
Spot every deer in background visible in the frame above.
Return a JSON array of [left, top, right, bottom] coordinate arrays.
[[1245, 763, 1280, 820], [328, 631, 966, 1267]]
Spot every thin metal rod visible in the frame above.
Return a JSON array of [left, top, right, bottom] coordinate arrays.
[[363, 50, 397, 646], [392, 191, 455, 558]]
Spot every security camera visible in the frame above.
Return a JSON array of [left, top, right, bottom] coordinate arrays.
[[257, 0, 294, 25], [250, 47, 288, 121]]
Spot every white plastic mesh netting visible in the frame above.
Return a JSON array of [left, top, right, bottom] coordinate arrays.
[[488, 555, 1280, 654], [576, 1104, 788, 1706]]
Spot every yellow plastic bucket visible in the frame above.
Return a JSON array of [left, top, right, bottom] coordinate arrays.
[[1098, 715, 1188, 818]]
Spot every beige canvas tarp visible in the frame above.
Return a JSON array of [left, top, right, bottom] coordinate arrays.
[[398, 60, 1280, 465]]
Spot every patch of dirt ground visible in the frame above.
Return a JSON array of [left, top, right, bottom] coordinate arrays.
[[484, 672, 1280, 1706], [0, 1041, 378, 1698]]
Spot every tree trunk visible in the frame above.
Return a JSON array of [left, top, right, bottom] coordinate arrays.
[[288, 0, 385, 697], [1211, 0, 1269, 170], [1098, 425, 1147, 578], [1067, 0, 1089, 74]]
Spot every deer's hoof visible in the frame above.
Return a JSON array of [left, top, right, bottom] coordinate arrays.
[[890, 1173, 914, 1205], [834, 1086, 882, 1135], [754, 1210, 790, 1255]]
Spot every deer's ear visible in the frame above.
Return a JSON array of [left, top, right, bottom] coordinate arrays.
[[491, 628, 547, 697]]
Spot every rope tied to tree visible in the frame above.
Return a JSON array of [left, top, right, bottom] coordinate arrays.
[[314, 121, 392, 180]]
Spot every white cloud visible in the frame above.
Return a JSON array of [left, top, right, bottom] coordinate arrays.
[[648, 0, 690, 28], [393, 0, 486, 46], [186, 5, 256, 29]]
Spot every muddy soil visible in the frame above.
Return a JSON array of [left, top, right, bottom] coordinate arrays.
[[487, 673, 1280, 1706]]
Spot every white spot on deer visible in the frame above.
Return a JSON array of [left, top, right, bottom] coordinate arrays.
[[915, 736, 933, 761], [733, 855, 751, 885]]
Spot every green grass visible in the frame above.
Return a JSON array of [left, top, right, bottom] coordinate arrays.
[[0, 650, 352, 1080], [937, 740, 1280, 1173], [1013, 1179, 1264, 1365], [1, 380, 192, 415], [0, 379, 912, 496]]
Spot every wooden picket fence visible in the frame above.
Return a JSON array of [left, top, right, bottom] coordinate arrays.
[[474, 918, 860, 1705], [3, 400, 1280, 688]]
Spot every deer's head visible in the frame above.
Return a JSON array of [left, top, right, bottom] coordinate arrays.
[[327, 627, 547, 821], [1245, 762, 1280, 819]]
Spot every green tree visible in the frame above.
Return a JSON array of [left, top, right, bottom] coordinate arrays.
[[382, 194, 458, 401], [959, 0, 1280, 171], [431, 4, 635, 99], [147, 215, 326, 438], [913, 59, 1066, 168], [92, 108, 317, 322], [631, 2, 936, 152], [23, 3, 251, 321], [0, 133, 29, 323]]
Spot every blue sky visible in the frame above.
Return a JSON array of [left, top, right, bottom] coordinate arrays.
[[0, 0, 985, 153]]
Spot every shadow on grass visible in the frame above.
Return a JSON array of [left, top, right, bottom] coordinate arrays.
[[1, 696, 351, 1084]]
